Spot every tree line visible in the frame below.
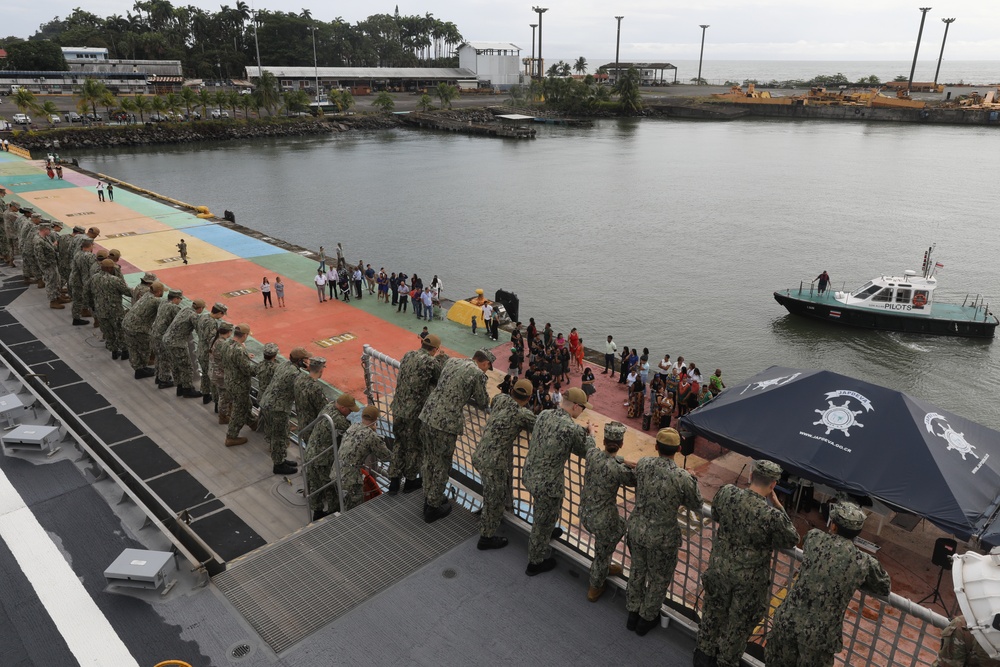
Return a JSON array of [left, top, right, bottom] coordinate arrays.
[[1, 3, 463, 78]]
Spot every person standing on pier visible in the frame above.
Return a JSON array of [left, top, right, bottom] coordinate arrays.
[[603, 335, 617, 376], [317, 246, 326, 272], [582, 421, 636, 602], [523, 387, 597, 576], [418, 349, 493, 523], [694, 460, 799, 667], [624, 427, 702, 636], [314, 269, 327, 302], [96, 181, 105, 202], [388, 334, 448, 495], [472, 378, 536, 550], [107, 183, 114, 201], [764, 502, 890, 667], [177, 238, 188, 264]]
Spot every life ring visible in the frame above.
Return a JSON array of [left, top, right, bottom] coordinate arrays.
[[854, 108, 861, 115], [913, 293, 928, 307]]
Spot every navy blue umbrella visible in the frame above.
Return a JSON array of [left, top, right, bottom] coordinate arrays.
[[680, 366, 1000, 546]]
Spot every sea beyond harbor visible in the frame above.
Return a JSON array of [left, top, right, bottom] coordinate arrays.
[[83, 114, 1000, 431]]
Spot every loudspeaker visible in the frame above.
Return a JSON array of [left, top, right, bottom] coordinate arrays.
[[680, 432, 696, 457], [932, 537, 957, 570]]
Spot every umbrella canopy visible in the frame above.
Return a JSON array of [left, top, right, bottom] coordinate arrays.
[[680, 366, 1000, 546]]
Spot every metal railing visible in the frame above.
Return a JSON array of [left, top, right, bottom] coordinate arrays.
[[296, 412, 345, 521], [361, 344, 947, 666]]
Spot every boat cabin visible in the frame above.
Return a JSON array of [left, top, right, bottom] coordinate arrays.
[[835, 270, 935, 315]]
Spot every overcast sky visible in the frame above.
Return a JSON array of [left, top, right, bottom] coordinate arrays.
[[8, 0, 998, 62]]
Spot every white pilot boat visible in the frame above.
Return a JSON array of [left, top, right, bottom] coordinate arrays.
[[774, 246, 999, 339]]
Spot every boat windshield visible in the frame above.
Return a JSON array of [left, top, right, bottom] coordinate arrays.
[[851, 282, 881, 299], [870, 288, 893, 303]]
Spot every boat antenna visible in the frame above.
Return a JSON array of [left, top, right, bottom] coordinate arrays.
[[922, 245, 935, 279]]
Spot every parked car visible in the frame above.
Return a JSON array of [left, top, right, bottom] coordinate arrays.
[[48, 114, 61, 124], [210, 109, 230, 119], [184, 111, 201, 120], [65, 112, 83, 123], [12, 113, 30, 125], [85, 113, 102, 122], [149, 113, 170, 122]]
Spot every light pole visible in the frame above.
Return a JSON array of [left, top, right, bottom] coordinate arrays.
[[530, 24, 537, 78], [614, 16, 624, 87], [933, 18, 956, 86], [696, 25, 710, 85], [907, 8, 932, 94], [533, 7, 548, 79], [307, 25, 320, 103], [251, 8, 263, 82]]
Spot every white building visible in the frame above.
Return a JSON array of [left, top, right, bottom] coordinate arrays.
[[62, 47, 108, 64], [457, 42, 523, 89]]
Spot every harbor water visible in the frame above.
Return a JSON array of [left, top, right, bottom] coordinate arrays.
[[83, 118, 1000, 428]]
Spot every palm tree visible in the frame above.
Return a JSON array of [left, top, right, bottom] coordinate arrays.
[[435, 82, 457, 109], [119, 97, 136, 122], [227, 90, 240, 118], [339, 89, 354, 111], [197, 88, 213, 118], [150, 95, 167, 119], [614, 66, 642, 114], [238, 93, 253, 119], [13, 88, 40, 117], [255, 71, 280, 115], [101, 90, 118, 121], [164, 93, 182, 118], [213, 90, 228, 117], [559, 61, 572, 77], [40, 100, 59, 126], [417, 93, 433, 111], [546, 64, 560, 78], [133, 94, 151, 122], [180, 86, 197, 117], [79, 78, 109, 118], [372, 91, 395, 112], [574, 57, 588, 75]]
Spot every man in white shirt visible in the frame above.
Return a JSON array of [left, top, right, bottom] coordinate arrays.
[[482, 303, 493, 331], [603, 335, 617, 376], [352, 266, 363, 299], [326, 266, 338, 299], [314, 269, 327, 302]]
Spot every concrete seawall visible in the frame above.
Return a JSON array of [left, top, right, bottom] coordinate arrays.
[[651, 101, 1000, 125]]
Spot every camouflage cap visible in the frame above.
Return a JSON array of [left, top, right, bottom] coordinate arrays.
[[361, 405, 380, 421], [336, 393, 360, 412], [192, 299, 206, 309], [656, 428, 681, 447], [100, 258, 115, 269], [262, 342, 279, 357], [289, 346, 310, 361], [564, 386, 592, 410], [422, 333, 442, 349], [830, 502, 867, 531], [217, 321, 234, 333], [72, 225, 86, 234], [50, 219, 63, 229], [511, 378, 533, 399], [235, 323, 251, 336], [213, 302, 227, 313], [477, 348, 496, 363], [603, 421, 626, 442], [140, 272, 157, 283], [38, 222, 52, 231], [167, 289, 183, 300], [753, 459, 783, 481], [309, 357, 326, 372]]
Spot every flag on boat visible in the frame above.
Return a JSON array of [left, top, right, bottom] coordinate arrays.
[[935, 262, 944, 268], [830, 310, 841, 318]]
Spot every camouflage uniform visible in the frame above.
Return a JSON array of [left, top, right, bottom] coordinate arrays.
[[90, 271, 131, 354], [19, 219, 39, 282], [57, 232, 79, 289], [132, 281, 152, 306], [418, 357, 489, 508], [294, 373, 327, 434], [223, 340, 257, 439], [389, 348, 448, 482], [122, 292, 161, 371], [259, 361, 302, 464], [150, 300, 181, 383], [337, 422, 392, 511], [256, 357, 280, 398], [523, 407, 594, 564], [80, 255, 104, 320], [0, 207, 15, 260], [195, 312, 219, 395], [934, 616, 1000, 667], [32, 232, 61, 302], [210, 337, 233, 418], [471, 393, 535, 538], [765, 528, 891, 667], [304, 405, 351, 513], [69, 248, 97, 320], [581, 442, 636, 590], [696, 484, 799, 667], [624, 456, 702, 622], [162, 306, 200, 388]]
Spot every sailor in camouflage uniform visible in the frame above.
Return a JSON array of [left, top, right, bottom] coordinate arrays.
[[934, 616, 1000, 667], [69, 237, 97, 325], [624, 427, 703, 636], [210, 322, 234, 422], [523, 387, 598, 576], [196, 302, 227, 402], [388, 334, 448, 494], [162, 298, 206, 398], [417, 349, 493, 523], [19, 211, 41, 285], [122, 281, 164, 379], [472, 378, 536, 550], [765, 502, 891, 667], [81, 248, 109, 329], [695, 460, 800, 667], [294, 357, 328, 435], [2, 201, 20, 265], [256, 343, 281, 398], [222, 323, 257, 447], [305, 393, 358, 520], [33, 223, 66, 308], [151, 290, 183, 387], [337, 406, 392, 512], [57, 225, 83, 292], [582, 420, 636, 602], [131, 271, 157, 305], [259, 347, 309, 475], [91, 258, 133, 359]]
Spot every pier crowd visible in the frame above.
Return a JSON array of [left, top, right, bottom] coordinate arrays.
[[6, 185, 961, 666]]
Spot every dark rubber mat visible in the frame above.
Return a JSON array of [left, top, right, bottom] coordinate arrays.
[[187, 499, 225, 519], [145, 469, 216, 513], [26, 360, 82, 388], [54, 383, 110, 415], [192, 509, 267, 563], [8, 339, 58, 365], [0, 287, 27, 308], [80, 406, 143, 444], [110, 436, 180, 480], [0, 310, 17, 327], [1, 323, 36, 345]]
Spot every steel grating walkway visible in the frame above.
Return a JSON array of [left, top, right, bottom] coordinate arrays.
[[213, 492, 478, 654]]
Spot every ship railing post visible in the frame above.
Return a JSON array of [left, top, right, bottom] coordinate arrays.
[[798, 281, 803, 295], [298, 413, 345, 522]]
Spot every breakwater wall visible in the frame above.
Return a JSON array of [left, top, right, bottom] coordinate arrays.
[[650, 102, 1000, 125]]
